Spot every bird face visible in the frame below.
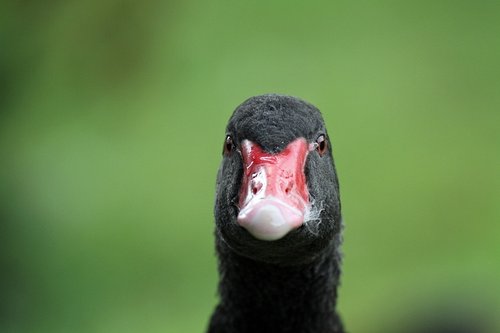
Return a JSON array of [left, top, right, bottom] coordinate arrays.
[[215, 95, 341, 265]]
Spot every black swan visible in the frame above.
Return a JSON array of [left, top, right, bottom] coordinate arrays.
[[208, 94, 343, 333]]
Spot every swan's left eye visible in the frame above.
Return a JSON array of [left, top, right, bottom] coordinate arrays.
[[316, 135, 328, 157], [223, 135, 234, 155]]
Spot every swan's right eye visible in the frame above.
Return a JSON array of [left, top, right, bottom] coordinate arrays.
[[223, 135, 234, 156], [316, 135, 328, 157]]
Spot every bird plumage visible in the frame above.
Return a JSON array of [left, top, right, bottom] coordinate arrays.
[[209, 94, 344, 333]]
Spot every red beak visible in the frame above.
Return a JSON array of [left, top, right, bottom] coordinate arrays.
[[237, 138, 311, 240]]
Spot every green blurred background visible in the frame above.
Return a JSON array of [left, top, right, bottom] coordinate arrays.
[[1, 1, 499, 332]]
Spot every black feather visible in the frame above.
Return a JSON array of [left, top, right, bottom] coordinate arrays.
[[209, 94, 344, 333]]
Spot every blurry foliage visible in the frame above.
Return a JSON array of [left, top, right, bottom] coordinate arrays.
[[1, 1, 499, 332]]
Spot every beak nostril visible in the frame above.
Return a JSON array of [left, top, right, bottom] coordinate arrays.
[[282, 180, 293, 195], [251, 181, 263, 195]]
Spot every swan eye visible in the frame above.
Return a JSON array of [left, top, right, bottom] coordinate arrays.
[[316, 135, 327, 156], [223, 135, 234, 155]]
